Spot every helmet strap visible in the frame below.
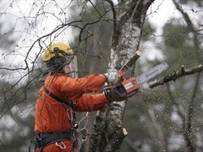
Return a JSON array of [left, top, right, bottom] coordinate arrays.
[[53, 47, 60, 56]]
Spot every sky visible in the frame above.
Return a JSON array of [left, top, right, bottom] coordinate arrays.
[[0, 0, 178, 41], [0, 0, 180, 82], [148, 0, 179, 29]]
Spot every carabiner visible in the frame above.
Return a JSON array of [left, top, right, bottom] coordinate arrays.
[[55, 141, 66, 149], [80, 128, 88, 141]]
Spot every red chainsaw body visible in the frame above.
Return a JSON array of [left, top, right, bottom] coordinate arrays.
[[121, 77, 139, 94], [119, 66, 140, 97]]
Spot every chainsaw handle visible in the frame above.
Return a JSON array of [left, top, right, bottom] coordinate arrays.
[[118, 50, 141, 78], [119, 66, 132, 79]]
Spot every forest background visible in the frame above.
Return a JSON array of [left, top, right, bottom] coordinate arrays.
[[0, 0, 203, 152]]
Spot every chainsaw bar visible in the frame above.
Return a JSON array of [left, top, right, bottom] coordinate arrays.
[[136, 62, 169, 84]]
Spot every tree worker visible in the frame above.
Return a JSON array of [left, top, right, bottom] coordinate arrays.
[[33, 42, 139, 152]]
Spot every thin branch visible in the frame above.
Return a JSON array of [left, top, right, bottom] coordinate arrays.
[[105, 0, 117, 38]]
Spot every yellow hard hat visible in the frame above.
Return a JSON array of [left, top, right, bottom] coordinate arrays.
[[42, 42, 74, 62]]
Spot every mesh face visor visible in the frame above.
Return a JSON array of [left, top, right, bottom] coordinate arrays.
[[54, 47, 78, 78], [65, 55, 78, 78]]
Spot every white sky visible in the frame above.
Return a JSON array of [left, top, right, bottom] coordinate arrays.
[[147, 0, 179, 29], [0, 0, 182, 79], [0, 0, 178, 42]]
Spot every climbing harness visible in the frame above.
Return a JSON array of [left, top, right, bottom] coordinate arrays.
[[36, 131, 73, 148], [30, 86, 79, 152]]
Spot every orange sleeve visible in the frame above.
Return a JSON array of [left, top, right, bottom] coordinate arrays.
[[45, 73, 107, 101], [73, 93, 107, 112]]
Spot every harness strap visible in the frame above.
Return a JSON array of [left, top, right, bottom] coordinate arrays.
[[43, 86, 77, 110], [43, 86, 69, 106]]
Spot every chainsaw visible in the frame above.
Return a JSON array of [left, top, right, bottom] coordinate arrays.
[[104, 51, 169, 99], [118, 61, 169, 97]]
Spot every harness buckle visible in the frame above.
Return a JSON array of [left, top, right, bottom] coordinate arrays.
[[55, 141, 66, 149]]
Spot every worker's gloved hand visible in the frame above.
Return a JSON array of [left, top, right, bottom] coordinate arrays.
[[104, 69, 120, 85], [103, 84, 127, 102]]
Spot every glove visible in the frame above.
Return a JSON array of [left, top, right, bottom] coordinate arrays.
[[103, 84, 127, 102], [104, 69, 120, 85]]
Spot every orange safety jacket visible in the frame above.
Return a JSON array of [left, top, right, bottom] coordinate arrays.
[[34, 73, 108, 152], [35, 73, 108, 133]]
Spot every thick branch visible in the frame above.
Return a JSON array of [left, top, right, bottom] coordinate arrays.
[[149, 64, 203, 88]]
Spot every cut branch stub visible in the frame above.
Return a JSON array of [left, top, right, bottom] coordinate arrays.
[[104, 128, 128, 152], [125, 50, 141, 67]]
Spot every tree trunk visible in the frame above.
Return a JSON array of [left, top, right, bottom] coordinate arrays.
[[89, 0, 155, 151]]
